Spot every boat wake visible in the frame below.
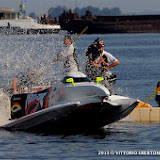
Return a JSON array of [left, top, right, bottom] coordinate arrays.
[[0, 34, 66, 87], [0, 90, 11, 126]]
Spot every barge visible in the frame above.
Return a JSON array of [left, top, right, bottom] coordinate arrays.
[[59, 10, 160, 34]]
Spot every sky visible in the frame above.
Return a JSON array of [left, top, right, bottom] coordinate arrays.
[[0, 0, 160, 16]]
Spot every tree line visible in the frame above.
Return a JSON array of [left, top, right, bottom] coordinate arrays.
[[29, 6, 122, 20]]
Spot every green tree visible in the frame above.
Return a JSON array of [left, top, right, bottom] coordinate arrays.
[[48, 6, 68, 18], [47, 6, 122, 18], [29, 12, 36, 18]]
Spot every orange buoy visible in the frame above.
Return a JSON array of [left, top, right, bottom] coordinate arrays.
[[136, 101, 152, 108]]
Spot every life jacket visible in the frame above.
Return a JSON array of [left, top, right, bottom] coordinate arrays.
[[86, 44, 101, 61], [72, 48, 79, 71], [102, 54, 109, 63], [156, 87, 160, 95], [64, 47, 79, 72], [97, 53, 109, 68]]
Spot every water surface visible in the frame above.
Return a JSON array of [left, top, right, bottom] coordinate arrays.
[[0, 33, 160, 159]]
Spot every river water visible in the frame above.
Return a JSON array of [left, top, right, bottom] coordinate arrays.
[[0, 33, 160, 159]]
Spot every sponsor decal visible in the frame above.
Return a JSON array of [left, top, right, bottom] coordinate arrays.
[[87, 89, 96, 96], [11, 102, 22, 113], [25, 88, 52, 115], [60, 88, 63, 94], [25, 100, 40, 115], [13, 97, 22, 101]]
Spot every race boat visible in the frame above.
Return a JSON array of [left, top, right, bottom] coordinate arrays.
[[2, 72, 139, 133], [0, 3, 61, 35]]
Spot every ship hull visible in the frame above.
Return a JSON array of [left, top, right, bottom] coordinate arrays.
[[59, 15, 160, 34]]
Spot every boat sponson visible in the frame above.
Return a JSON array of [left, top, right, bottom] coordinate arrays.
[[34, 98, 139, 132], [3, 102, 80, 131], [2, 98, 138, 132]]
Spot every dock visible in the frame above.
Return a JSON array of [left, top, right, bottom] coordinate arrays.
[[127, 107, 160, 122]]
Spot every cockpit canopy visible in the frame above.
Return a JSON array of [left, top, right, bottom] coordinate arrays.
[[62, 72, 92, 84]]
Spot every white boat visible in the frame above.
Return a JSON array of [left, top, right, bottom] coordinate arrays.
[[0, 6, 61, 34], [1, 72, 139, 133]]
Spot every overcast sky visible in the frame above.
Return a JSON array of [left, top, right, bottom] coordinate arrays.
[[1, 0, 160, 15]]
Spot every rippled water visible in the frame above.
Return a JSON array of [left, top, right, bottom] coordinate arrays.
[[0, 122, 160, 159], [0, 33, 160, 159]]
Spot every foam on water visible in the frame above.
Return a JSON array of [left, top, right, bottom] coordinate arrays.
[[0, 33, 87, 122], [0, 33, 139, 126], [0, 34, 66, 87], [0, 34, 72, 124], [0, 89, 11, 126]]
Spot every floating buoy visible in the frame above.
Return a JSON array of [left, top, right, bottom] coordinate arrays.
[[136, 101, 152, 108]]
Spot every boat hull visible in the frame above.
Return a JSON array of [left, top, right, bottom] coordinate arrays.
[[59, 14, 160, 34], [1, 72, 139, 133], [3, 97, 138, 133]]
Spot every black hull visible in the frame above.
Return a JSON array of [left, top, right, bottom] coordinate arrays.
[[32, 101, 138, 133], [59, 14, 160, 34], [61, 22, 160, 34], [3, 100, 138, 133]]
